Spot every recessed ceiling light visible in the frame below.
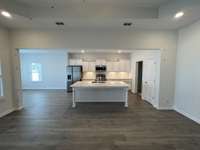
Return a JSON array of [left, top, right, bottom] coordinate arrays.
[[81, 50, 85, 53], [174, 11, 184, 19], [1, 11, 12, 18], [118, 50, 122, 54], [123, 22, 132, 27], [55, 22, 64, 25]]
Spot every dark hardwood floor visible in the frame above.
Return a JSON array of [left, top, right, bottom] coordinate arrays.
[[0, 90, 200, 150]]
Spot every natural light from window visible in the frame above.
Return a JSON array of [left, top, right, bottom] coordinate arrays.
[[31, 63, 42, 82]]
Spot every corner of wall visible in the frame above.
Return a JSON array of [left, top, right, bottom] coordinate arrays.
[[174, 105, 200, 124]]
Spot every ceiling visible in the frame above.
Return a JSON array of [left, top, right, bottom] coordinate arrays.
[[0, 0, 200, 30], [12, 0, 170, 8]]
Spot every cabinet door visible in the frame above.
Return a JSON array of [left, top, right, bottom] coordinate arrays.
[[87, 62, 95, 72], [107, 61, 112, 72], [96, 59, 106, 65], [82, 61, 89, 72], [119, 60, 130, 72], [69, 59, 82, 66], [69, 59, 76, 65], [113, 61, 120, 72], [119, 60, 124, 72], [107, 61, 120, 72], [124, 60, 130, 72], [76, 59, 82, 66]]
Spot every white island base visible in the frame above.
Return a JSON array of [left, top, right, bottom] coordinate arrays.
[[71, 81, 129, 108]]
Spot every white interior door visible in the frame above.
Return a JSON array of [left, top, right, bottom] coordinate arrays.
[[142, 60, 156, 105]]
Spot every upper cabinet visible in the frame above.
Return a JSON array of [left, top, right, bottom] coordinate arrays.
[[96, 59, 106, 65], [69, 59, 82, 66], [82, 61, 95, 72], [107, 60, 130, 72], [119, 60, 130, 72], [107, 61, 119, 72], [69, 59, 130, 72]]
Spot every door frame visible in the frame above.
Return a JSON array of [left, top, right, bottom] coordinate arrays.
[[12, 48, 69, 110], [131, 50, 161, 108], [11, 49, 23, 110], [135, 61, 143, 95]]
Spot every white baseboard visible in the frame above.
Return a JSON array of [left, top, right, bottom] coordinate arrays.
[[15, 106, 24, 110], [174, 107, 200, 124], [22, 88, 66, 90], [0, 106, 24, 118], [156, 106, 173, 110], [0, 109, 14, 118]]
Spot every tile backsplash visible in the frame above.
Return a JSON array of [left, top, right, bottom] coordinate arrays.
[[83, 72, 132, 80]]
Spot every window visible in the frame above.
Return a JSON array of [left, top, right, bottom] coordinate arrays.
[[0, 62, 4, 97], [31, 63, 42, 82]]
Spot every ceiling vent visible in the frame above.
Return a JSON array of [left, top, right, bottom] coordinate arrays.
[[123, 22, 132, 27], [56, 22, 64, 26]]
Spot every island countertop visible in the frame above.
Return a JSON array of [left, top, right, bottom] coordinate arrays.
[[71, 81, 129, 88]]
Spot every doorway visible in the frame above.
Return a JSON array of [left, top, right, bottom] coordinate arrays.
[[17, 49, 68, 109], [136, 61, 143, 96], [131, 50, 161, 108]]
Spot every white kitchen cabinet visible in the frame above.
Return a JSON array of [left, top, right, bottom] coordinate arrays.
[[113, 61, 120, 72], [82, 61, 88, 72], [107, 61, 120, 72], [69, 58, 130, 72], [119, 60, 130, 72], [107, 60, 130, 72], [82, 61, 95, 72], [107, 61, 113, 72], [87, 61, 95, 72], [69, 59, 95, 72], [96, 59, 106, 65], [69, 59, 82, 66]]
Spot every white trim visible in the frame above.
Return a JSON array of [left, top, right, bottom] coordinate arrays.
[[156, 106, 173, 110], [15, 106, 24, 111], [0, 106, 24, 118], [0, 109, 14, 118], [131, 50, 161, 108], [174, 106, 200, 124], [22, 88, 66, 90]]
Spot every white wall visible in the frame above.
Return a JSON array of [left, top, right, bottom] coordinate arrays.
[[20, 51, 68, 89], [0, 26, 14, 117], [10, 28, 177, 109], [175, 20, 200, 124]]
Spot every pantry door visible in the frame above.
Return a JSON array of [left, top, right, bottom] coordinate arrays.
[[142, 60, 156, 105]]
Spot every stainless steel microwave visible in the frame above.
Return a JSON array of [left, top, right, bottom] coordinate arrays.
[[95, 65, 107, 72]]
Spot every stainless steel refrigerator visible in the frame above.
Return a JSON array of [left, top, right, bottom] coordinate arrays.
[[67, 65, 83, 92]]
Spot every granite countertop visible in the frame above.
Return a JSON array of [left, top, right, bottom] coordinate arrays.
[[71, 81, 129, 88]]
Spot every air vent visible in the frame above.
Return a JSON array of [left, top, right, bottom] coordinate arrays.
[[123, 22, 132, 27], [56, 22, 64, 26]]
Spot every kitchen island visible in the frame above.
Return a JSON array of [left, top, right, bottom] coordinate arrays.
[[71, 81, 129, 108]]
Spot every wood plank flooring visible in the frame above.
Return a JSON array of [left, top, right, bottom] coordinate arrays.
[[0, 90, 200, 150]]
